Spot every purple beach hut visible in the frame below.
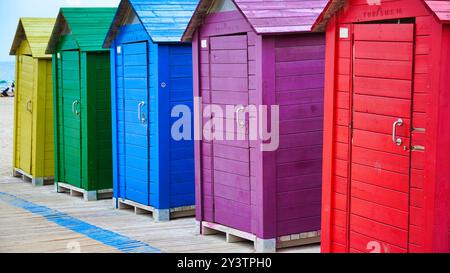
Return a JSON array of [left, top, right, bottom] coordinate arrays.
[[182, 0, 328, 252]]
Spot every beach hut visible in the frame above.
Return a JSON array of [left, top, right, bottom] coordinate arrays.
[[46, 8, 116, 201], [182, 0, 328, 252], [10, 18, 56, 186], [103, 0, 197, 221], [312, 0, 450, 253]]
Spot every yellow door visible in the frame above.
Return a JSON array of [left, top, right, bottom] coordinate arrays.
[[17, 55, 34, 173]]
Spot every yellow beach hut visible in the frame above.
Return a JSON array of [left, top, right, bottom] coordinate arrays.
[[10, 18, 56, 186]]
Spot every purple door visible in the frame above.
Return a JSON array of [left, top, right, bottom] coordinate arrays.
[[205, 34, 252, 233]]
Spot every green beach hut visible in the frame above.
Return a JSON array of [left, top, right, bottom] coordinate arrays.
[[46, 8, 116, 201]]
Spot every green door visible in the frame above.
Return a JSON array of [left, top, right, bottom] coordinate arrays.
[[58, 50, 82, 188]]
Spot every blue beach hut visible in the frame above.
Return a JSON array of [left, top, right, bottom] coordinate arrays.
[[103, 0, 197, 221]]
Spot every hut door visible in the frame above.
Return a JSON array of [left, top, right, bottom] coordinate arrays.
[[59, 50, 82, 188], [208, 34, 252, 232], [120, 42, 150, 205], [17, 55, 34, 173], [349, 24, 414, 253]]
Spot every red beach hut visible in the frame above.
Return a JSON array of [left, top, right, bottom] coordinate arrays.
[[182, 0, 328, 252], [312, 0, 450, 253]]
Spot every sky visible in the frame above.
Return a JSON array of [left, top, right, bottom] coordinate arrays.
[[0, 0, 120, 62]]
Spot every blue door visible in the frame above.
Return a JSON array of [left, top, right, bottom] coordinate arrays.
[[120, 42, 150, 205]]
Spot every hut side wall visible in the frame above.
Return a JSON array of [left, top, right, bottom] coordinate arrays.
[[34, 58, 54, 178], [85, 52, 112, 191], [271, 33, 325, 237], [165, 44, 195, 208]]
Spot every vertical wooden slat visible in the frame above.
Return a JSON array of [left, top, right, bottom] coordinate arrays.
[[321, 17, 338, 253]]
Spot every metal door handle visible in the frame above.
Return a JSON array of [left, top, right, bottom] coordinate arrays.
[[138, 101, 146, 123], [72, 100, 80, 116], [392, 118, 403, 146], [236, 106, 245, 128], [27, 100, 32, 113]]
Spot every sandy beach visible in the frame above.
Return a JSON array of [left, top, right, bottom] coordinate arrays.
[[0, 97, 13, 178]]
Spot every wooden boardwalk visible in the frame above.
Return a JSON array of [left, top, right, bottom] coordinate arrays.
[[0, 180, 320, 253]]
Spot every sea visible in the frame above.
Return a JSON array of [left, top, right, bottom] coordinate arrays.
[[0, 61, 15, 89]]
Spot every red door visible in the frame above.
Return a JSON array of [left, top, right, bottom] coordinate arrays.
[[349, 24, 415, 253], [202, 34, 252, 233]]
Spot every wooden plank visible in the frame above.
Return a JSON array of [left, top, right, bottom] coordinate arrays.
[[353, 59, 413, 80], [351, 146, 410, 174], [350, 215, 408, 249], [354, 41, 413, 61], [354, 24, 414, 42], [351, 180, 409, 212], [351, 163, 409, 193]]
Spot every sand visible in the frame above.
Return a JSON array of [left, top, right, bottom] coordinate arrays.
[[0, 97, 14, 178]]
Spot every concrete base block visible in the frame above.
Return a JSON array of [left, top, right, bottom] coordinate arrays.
[[112, 198, 118, 209], [84, 191, 98, 202], [195, 221, 202, 235], [154, 209, 170, 222], [54, 183, 60, 193], [32, 178, 44, 187], [255, 238, 276, 253]]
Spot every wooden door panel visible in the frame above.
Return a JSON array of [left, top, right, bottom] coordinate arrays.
[[18, 55, 34, 173], [349, 24, 414, 252], [60, 51, 82, 188], [207, 34, 252, 232], [121, 42, 150, 205]]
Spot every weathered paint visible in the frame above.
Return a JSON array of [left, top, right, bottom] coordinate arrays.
[[47, 8, 116, 193], [313, 0, 450, 253], [10, 18, 56, 180], [104, 0, 196, 212], [187, 0, 326, 247]]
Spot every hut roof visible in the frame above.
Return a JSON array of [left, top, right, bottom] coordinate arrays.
[[312, 0, 450, 32], [10, 18, 56, 58], [46, 8, 116, 54], [182, 0, 328, 42], [103, 0, 198, 47]]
